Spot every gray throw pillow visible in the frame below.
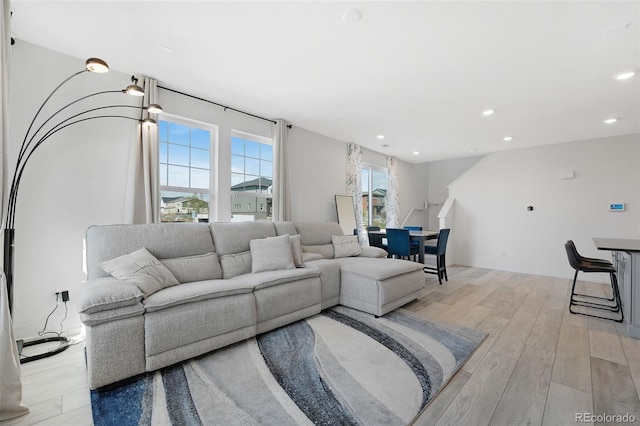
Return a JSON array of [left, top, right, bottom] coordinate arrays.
[[250, 234, 295, 273], [98, 247, 179, 298], [332, 235, 363, 258]]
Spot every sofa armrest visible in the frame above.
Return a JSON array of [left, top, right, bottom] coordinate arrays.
[[77, 277, 144, 315], [360, 246, 388, 258]]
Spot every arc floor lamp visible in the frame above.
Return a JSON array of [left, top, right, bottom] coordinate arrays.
[[3, 57, 162, 362]]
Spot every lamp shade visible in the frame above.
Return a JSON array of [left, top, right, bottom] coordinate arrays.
[[85, 58, 109, 73], [125, 84, 145, 97], [145, 104, 163, 114]]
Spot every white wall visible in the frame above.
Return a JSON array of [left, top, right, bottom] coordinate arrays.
[[448, 134, 640, 280]]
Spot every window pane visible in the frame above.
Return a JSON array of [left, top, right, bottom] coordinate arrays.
[[159, 142, 168, 164], [260, 160, 273, 178], [168, 122, 190, 146], [168, 165, 189, 187], [231, 137, 244, 156], [260, 144, 273, 161], [371, 169, 387, 228], [191, 168, 209, 189], [191, 128, 210, 149], [231, 173, 245, 190], [191, 148, 209, 169], [259, 177, 273, 193], [159, 163, 167, 186], [168, 144, 190, 166], [244, 175, 259, 191], [361, 169, 370, 192], [161, 190, 209, 223], [245, 140, 260, 158], [245, 157, 260, 175], [231, 155, 245, 174], [158, 120, 168, 142]]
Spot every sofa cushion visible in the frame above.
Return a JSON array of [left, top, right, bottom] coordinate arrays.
[[210, 222, 276, 255], [76, 278, 143, 314], [219, 251, 252, 279], [295, 222, 344, 245], [250, 234, 295, 273], [274, 221, 297, 236], [302, 252, 324, 262], [301, 244, 335, 259], [85, 223, 214, 279], [290, 235, 304, 267], [98, 248, 179, 297], [231, 268, 321, 290], [332, 235, 363, 258], [143, 279, 255, 313], [360, 246, 388, 258], [160, 252, 222, 283], [332, 257, 424, 281]]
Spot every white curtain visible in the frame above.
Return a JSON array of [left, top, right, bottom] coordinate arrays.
[[1, 1, 30, 420], [124, 77, 160, 224], [386, 156, 400, 228], [346, 143, 368, 245], [272, 119, 290, 222]]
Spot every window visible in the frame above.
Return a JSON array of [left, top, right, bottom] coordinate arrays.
[[159, 117, 214, 223], [362, 165, 387, 228], [231, 132, 273, 222]]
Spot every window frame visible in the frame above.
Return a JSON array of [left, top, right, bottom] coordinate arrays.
[[361, 163, 388, 228], [230, 130, 274, 222], [158, 113, 217, 223]]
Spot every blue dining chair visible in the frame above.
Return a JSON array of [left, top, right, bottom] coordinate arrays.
[[386, 228, 420, 261], [423, 228, 450, 284], [404, 226, 422, 250]]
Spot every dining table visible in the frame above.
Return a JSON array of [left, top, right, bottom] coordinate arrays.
[[367, 228, 438, 264]]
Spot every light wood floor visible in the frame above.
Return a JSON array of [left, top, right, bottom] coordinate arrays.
[[5, 266, 640, 425]]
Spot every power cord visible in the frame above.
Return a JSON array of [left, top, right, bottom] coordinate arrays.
[[37, 293, 64, 338]]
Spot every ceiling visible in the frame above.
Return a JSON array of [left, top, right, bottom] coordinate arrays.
[[9, 1, 640, 163]]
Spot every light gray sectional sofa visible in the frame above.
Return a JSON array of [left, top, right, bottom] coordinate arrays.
[[77, 221, 425, 389]]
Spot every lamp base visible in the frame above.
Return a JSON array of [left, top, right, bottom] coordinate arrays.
[[18, 336, 70, 364]]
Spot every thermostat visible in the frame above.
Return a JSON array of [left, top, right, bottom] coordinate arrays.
[[609, 203, 625, 212]]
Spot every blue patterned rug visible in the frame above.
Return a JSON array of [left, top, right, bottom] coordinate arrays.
[[90, 306, 486, 425]]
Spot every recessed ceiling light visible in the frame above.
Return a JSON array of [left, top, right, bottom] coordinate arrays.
[[412, 151, 420, 155], [603, 117, 618, 124], [159, 45, 174, 54], [377, 134, 385, 139], [482, 109, 495, 116], [503, 136, 513, 141], [342, 9, 362, 23], [613, 71, 636, 80], [381, 144, 389, 148]]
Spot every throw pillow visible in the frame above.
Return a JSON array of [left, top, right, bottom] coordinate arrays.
[[250, 234, 295, 273], [332, 235, 363, 258], [98, 247, 179, 298], [289, 234, 304, 267]]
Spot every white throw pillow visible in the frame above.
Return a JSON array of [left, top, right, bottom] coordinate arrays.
[[332, 235, 363, 258], [250, 234, 295, 273], [98, 247, 179, 298]]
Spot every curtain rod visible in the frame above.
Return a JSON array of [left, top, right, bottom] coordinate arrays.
[[158, 85, 278, 125]]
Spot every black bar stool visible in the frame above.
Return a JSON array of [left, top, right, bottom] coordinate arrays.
[[564, 240, 623, 322]]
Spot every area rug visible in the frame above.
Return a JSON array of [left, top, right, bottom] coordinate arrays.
[[91, 306, 486, 425]]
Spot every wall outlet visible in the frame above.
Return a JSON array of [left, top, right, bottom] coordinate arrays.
[[61, 290, 69, 302]]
